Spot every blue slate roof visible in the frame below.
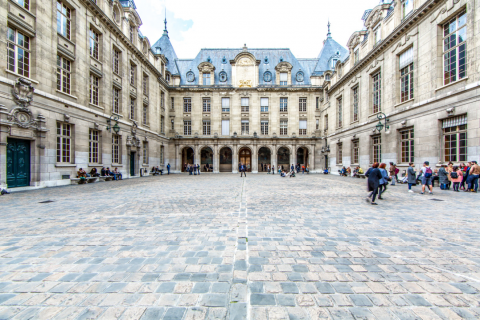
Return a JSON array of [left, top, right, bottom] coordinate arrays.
[[151, 32, 179, 75], [119, 0, 136, 9], [312, 36, 349, 75]]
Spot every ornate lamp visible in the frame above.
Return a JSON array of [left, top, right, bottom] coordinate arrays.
[[106, 115, 120, 133], [374, 112, 389, 133]]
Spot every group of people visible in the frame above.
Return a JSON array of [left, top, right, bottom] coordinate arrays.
[[77, 167, 122, 181], [365, 162, 400, 205], [184, 163, 202, 175], [419, 161, 480, 192]]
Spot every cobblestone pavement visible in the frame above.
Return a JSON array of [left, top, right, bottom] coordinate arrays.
[[0, 173, 479, 319]]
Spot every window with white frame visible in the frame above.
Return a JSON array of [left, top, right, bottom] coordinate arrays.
[[14, 0, 29, 10], [400, 47, 414, 102], [373, 26, 381, 45], [142, 74, 148, 96], [222, 120, 230, 136], [143, 141, 148, 164], [443, 10, 467, 85], [280, 120, 288, 135], [89, 28, 99, 60], [241, 120, 249, 135], [203, 98, 211, 112], [337, 96, 343, 128], [57, 1, 71, 40], [203, 73, 211, 85], [184, 98, 191, 112], [352, 86, 359, 122], [112, 134, 120, 164], [337, 143, 343, 164], [401, 128, 414, 163], [166, 74, 170, 83], [352, 139, 359, 164], [90, 74, 99, 106], [299, 98, 307, 112], [142, 105, 148, 125], [241, 98, 249, 112], [280, 72, 288, 85], [372, 135, 381, 163], [261, 121, 268, 135], [129, 97, 135, 120], [372, 71, 381, 113], [443, 115, 467, 162], [113, 87, 120, 114], [222, 97, 230, 112], [260, 98, 269, 112], [160, 116, 164, 133], [89, 129, 99, 163], [299, 120, 307, 135], [184, 120, 191, 135], [130, 63, 136, 86], [402, 0, 413, 19], [56, 122, 71, 163], [113, 48, 121, 75], [203, 120, 211, 135], [56, 55, 71, 94], [7, 27, 30, 77], [280, 97, 288, 112]]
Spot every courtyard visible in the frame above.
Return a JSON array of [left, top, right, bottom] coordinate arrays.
[[0, 174, 479, 319]]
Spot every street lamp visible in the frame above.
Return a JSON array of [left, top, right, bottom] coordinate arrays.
[[374, 112, 389, 133], [106, 115, 120, 134]]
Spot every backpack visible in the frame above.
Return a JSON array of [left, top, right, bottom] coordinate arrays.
[[395, 168, 399, 175], [450, 171, 458, 179], [424, 167, 433, 178]]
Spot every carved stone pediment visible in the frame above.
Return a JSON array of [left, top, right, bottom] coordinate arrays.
[[197, 62, 215, 72], [12, 78, 34, 108], [275, 62, 293, 72]]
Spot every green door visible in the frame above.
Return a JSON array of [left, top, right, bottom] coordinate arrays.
[[6, 138, 30, 188], [130, 152, 135, 176]]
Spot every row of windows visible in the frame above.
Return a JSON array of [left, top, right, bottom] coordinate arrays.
[[181, 97, 310, 113], [183, 120, 306, 136]]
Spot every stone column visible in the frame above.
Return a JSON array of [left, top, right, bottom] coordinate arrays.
[[213, 144, 219, 173], [310, 145, 315, 172], [271, 145, 277, 172], [175, 144, 181, 173], [194, 145, 200, 167], [0, 105, 9, 189], [232, 144, 238, 173], [252, 145, 258, 173]]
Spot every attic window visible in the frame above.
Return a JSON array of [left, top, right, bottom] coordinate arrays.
[[332, 59, 338, 68], [325, 74, 331, 81], [222, 56, 227, 64], [264, 56, 269, 64]]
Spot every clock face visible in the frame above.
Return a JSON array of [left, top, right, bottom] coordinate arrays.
[[296, 72, 304, 82], [219, 71, 227, 82], [263, 71, 272, 82], [186, 71, 195, 82]]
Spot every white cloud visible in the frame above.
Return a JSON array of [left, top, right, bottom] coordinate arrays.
[[136, 0, 383, 58]]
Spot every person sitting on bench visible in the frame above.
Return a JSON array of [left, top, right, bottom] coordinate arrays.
[[113, 167, 122, 180], [90, 168, 100, 177], [77, 168, 87, 178]]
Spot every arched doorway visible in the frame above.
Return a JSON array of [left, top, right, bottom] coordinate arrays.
[[258, 147, 271, 172], [238, 148, 252, 172], [297, 147, 309, 169], [219, 147, 232, 172], [277, 147, 290, 171], [182, 147, 194, 172], [201, 147, 213, 172]]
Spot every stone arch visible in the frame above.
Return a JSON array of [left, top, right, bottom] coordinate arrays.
[[257, 146, 272, 171], [296, 145, 310, 168], [142, 38, 151, 55], [181, 146, 195, 172], [200, 146, 214, 172], [219, 146, 233, 172], [277, 146, 291, 168], [364, 6, 383, 29], [238, 146, 252, 172], [232, 52, 259, 65], [112, 1, 123, 25], [257, 145, 273, 154], [127, 10, 142, 27]]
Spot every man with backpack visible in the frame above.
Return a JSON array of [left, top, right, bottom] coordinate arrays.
[[421, 161, 433, 195], [389, 162, 397, 186]]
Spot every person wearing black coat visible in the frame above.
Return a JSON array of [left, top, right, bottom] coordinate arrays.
[[365, 163, 383, 205]]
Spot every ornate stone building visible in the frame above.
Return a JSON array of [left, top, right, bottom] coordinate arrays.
[[1, 0, 479, 189]]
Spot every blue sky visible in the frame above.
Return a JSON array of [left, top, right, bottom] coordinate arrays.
[[135, 0, 384, 59]]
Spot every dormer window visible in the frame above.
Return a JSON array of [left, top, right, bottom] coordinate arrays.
[[325, 74, 330, 81], [166, 74, 170, 83], [373, 26, 381, 44], [15, 0, 29, 10], [332, 59, 338, 69], [402, 0, 413, 19], [203, 73, 211, 85], [354, 46, 360, 64], [129, 25, 135, 43], [280, 72, 287, 85]]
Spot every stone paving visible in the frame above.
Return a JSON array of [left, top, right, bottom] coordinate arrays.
[[0, 173, 479, 319]]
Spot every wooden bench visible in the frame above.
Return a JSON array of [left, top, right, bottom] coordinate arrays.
[[71, 177, 98, 184]]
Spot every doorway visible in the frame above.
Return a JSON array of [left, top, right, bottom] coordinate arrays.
[[238, 148, 251, 172], [6, 138, 30, 188], [277, 147, 290, 171], [219, 147, 232, 172], [182, 147, 194, 172], [201, 147, 213, 172], [258, 147, 271, 172], [297, 147, 309, 168], [130, 152, 135, 176]]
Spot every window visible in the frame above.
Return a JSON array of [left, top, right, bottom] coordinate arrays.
[[299, 98, 307, 112], [400, 47, 414, 102], [89, 28, 99, 60], [203, 98, 211, 112], [142, 74, 148, 96], [56, 122, 71, 163], [316, 97, 319, 109], [7, 27, 30, 77], [89, 129, 99, 163], [113, 49, 120, 75], [332, 59, 338, 69], [130, 63, 136, 86], [160, 115, 164, 133], [143, 141, 148, 164], [401, 128, 414, 163], [280, 120, 288, 135], [222, 120, 230, 135], [280, 97, 288, 112], [161, 92, 165, 109], [354, 47, 360, 64], [112, 134, 120, 164], [171, 97, 174, 110], [113, 87, 120, 114], [129, 24, 135, 43], [443, 10, 467, 85], [203, 73, 211, 85], [324, 115, 328, 132], [261, 121, 268, 135], [14, 0, 29, 10], [56, 55, 71, 94], [352, 140, 359, 164], [90, 74, 99, 106], [373, 26, 381, 45], [160, 146, 164, 164], [241, 120, 249, 135], [241, 98, 249, 112], [184, 120, 191, 135], [129, 97, 135, 120], [57, 1, 71, 40], [337, 143, 343, 164], [402, 0, 413, 19], [184, 98, 192, 112], [143, 105, 148, 125], [171, 119, 174, 131], [325, 74, 331, 81], [372, 135, 381, 163], [280, 72, 288, 85], [222, 97, 230, 112], [299, 120, 307, 135], [352, 86, 359, 122], [316, 119, 319, 130], [261, 98, 269, 112], [337, 97, 343, 128], [113, 5, 118, 23], [166, 74, 170, 83], [443, 115, 467, 162], [203, 120, 211, 135], [372, 71, 381, 113]]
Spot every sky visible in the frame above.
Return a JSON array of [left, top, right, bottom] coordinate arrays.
[[135, 0, 383, 59]]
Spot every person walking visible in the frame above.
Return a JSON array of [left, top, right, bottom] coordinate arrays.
[[389, 162, 396, 185], [450, 165, 463, 192], [446, 162, 454, 190], [468, 161, 480, 192], [438, 165, 449, 190], [420, 161, 433, 195], [290, 164, 295, 173], [365, 163, 382, 205], [187, 164, 192, 175], [197, 164, 201, 175], [167, 163, 170, 175], [306, 164, 310, 174], [407, 162, 416, 193], [239, 163, 246, 177], [378, 163, 389, 200], [272, 165, 275, 175], [184, 163, 187, 173], [460, 163, 468, 190]]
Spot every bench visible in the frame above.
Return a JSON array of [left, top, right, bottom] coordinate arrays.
[[99, 176, 113, 181], [357, 174, 366, 179], [71, 177, 98, 184], [150, 169, 163, 176]]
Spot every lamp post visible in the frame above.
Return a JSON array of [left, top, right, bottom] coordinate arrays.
[[106, 115, 120, 134], [374, 112, 389, 133]]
